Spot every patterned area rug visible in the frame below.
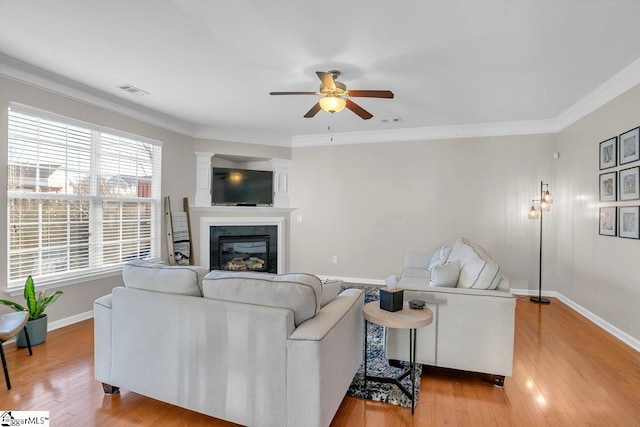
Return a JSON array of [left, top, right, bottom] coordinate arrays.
[[340, 284, 422, 408]]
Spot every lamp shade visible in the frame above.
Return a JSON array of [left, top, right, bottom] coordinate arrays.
[[528, 205, 539, 219], [539, 199, 550, 211], [319, 96, 346, 113]]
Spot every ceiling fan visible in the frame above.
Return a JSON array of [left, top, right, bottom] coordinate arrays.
[[269, 70, 394, 120]]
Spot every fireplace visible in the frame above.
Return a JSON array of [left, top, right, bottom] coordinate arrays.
[[219, 235, 269, 272], [210, 225, 278, 273]]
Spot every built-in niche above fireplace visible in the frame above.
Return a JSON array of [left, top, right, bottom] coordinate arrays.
[[210, 225, 279, 273]]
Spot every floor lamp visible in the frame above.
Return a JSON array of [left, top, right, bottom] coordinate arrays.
[[528, 181, 553, 304]]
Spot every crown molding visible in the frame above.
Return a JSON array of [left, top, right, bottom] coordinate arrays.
[[0, 54, 196, 137], [2, 53, 639, 148], [291, 119, 559, 147], [555, 56, 640, 131], [193, 125, 291, 147]]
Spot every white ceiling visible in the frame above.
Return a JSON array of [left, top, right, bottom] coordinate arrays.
[[2, 0, 640, 146]]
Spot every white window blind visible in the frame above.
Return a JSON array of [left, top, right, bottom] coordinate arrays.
[[7, 104, 162, 288]]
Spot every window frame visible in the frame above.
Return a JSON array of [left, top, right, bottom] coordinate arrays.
[[6, 103, 163, 292]]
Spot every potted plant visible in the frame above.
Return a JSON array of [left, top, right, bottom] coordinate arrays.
[[0, 275, 63, 347]]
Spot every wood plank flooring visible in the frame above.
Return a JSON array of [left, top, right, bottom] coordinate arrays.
[[0, 296, 638, 426]]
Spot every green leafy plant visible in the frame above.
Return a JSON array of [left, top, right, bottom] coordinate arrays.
[[0, 275, 63, 320]]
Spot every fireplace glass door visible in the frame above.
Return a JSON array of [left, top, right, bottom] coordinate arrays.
[[218, 235, 269, 272]]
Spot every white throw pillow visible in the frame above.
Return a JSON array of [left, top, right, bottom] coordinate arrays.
[[457, 258, 486, 288], [429, 260, 461, 287], [452, 238, 502, 290], [428, 245, 452, 269], [447, 238, 476, 267], [468, 243, 502, 289], [122, 260, 208, 296]]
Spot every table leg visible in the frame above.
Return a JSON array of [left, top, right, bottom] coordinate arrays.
[[410, 328, 416, 415], [363, 323, 419, 412], [364, 319, 368, 393]]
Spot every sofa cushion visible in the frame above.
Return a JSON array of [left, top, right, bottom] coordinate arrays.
[[122, 260, 208, 296], [428, 260, 460, 287], [321, 280, 343, 307], [202, 271, 323, 326], [447, 238, 501, 290], [401, 268, 430, 280]]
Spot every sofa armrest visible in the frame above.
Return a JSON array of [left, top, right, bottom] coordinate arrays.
[[94, 292, 114, 384], [289, 288, 363, 341], [404, 251, 430, 269], [386, 287, 515, 377], [287, 288, 364, 427]]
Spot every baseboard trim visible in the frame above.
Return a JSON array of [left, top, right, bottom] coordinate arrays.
[[511, 288, 640, 353], [510, 288, 561, 298], [48, 310, 94, 332], [4, 310, 94, 344]]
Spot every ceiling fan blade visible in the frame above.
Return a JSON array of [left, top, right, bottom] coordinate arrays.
[[345, 99, 373, 120], [348, 90, 394, 99], [304, 103, 322, 118], [270, 91, 317, 95], [316, 71, 336, 89]]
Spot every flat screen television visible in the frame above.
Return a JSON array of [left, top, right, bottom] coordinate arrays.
[[211, 167, 273, 206]]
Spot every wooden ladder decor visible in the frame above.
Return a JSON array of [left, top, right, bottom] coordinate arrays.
[[164, 197, 194, 265]]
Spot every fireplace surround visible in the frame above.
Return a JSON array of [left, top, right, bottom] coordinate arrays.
[[211, 226, 278, 273], [199, 216, 286, 274]]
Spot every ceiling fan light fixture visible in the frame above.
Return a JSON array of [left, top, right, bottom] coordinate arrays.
[[319, 96, 346, 114]]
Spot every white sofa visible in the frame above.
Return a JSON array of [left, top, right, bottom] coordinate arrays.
[[94, 263, 364, 427], [385, 238, 516, 386]]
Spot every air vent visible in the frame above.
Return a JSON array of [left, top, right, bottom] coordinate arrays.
[[381, 117, 401, 123], [118, 84, 149, 96]]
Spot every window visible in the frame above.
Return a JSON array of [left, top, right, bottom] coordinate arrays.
[[7, 104, 162, 289]]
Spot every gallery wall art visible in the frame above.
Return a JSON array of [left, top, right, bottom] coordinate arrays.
[[597, 125, 640, 239]]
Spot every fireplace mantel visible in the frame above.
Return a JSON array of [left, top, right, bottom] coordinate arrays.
[[190, 206, 296, 214]]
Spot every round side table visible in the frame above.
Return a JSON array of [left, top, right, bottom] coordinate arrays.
[[363, 301, 433, 414]]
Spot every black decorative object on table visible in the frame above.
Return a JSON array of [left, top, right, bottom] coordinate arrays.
[[380, 288, 403, 312], [408, 299, 425, 310]]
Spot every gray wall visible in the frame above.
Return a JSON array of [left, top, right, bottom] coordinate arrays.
[[554, 83, 640, 341], [288, 134, 558, 289]]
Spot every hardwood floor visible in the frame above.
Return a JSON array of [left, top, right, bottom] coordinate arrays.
[[0, 296, 638, 426]]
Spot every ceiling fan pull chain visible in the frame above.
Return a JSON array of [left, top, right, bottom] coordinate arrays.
[[328, 115, 333, 142]]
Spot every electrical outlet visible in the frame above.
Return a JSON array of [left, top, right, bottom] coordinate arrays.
[[332, 256, 338, 264]]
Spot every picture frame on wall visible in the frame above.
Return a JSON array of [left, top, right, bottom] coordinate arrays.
[[619, 126, 640, 165], [599, 137, 617, 169], [599, 172, 617, 202], [619, 166, 640, 201], [599, 207, 617, 236], [618, 206, 640, 239]]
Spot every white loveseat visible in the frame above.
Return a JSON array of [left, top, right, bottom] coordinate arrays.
[[385, 238, 516, 386], [94, 263, 364, 427]]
